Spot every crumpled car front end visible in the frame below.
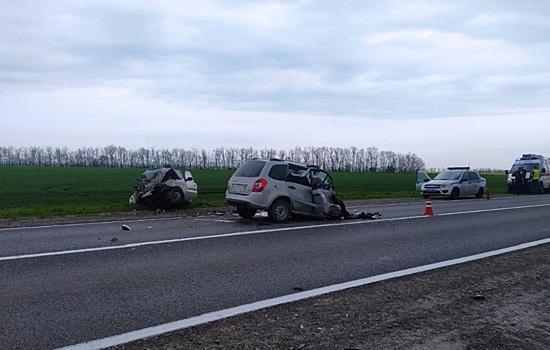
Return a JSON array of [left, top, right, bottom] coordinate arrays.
[[129, 168, 197, 209]]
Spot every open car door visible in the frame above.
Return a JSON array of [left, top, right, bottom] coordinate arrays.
[[184, 170, 198, 199], [416, 171, 432, 192]]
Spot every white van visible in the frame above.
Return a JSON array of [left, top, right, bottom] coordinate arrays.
[[505, 154, 550, 194]]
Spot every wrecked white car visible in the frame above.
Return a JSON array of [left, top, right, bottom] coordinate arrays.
[[129, 167, 198, 209]]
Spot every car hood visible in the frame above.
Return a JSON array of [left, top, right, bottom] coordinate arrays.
[[425, 180, 458, 186]]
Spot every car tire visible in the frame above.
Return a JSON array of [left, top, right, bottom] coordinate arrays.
[[327, 199, 344, 220], [450, 187, 460, 200], [236, 204, 257, 219], [167, 187, 185, 207], [268, 198, 291, 223], [475, 187, 484, 198], [422, 194, 430, 199]]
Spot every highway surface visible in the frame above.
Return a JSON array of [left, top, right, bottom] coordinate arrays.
[[1, 195, 549, 349]]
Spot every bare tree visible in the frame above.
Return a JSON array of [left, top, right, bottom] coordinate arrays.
[[0, 144, 425, 173]]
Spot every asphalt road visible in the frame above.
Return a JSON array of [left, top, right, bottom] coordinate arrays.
[[1, 195, 549, 349]]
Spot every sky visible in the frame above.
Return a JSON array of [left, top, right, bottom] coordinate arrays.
[[1, 0, 550, 170]]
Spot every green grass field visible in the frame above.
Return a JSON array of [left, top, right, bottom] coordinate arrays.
[[0, 166, 508, 219]]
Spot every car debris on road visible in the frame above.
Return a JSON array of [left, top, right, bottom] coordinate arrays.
[[340, 201, 382, 220]]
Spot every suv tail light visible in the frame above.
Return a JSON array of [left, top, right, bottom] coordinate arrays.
[[252, 178, 268, 192]]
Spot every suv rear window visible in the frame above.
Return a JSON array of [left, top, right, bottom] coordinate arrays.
[[234, 160, 266, 177]]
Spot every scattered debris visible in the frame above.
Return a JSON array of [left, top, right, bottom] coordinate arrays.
[[121, 224, 131, 231], [110, 237, 118, 242], [340, 201, 382, 220], [472, 293, 486, 300], [345, 211, 382, 220]]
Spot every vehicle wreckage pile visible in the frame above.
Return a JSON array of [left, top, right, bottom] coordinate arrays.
[[129, 167, 198, 209], [129, 164, 381, 221]]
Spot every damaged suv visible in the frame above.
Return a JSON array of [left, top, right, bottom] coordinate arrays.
[[129, 167, 198, 209], [226, 159, 344, 223]]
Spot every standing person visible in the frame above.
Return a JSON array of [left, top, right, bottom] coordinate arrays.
[[530, 165, 541, 194], [515, 166, 526, 194]]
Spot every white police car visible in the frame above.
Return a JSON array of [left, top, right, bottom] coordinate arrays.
[[416, 167, 486, 199]]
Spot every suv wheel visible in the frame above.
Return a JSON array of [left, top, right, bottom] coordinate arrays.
[[236, 204, 257, 219], [268, 198, 291, 223]]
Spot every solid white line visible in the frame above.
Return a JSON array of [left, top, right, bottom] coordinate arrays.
[[57, 237, 550, 350], [3, 203, 550, 262]]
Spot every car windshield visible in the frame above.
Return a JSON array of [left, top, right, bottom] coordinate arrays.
[[434, 171, 461, 181], [510, 164, 535, 173]]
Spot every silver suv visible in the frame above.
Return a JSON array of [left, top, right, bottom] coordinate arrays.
[[226, 159, 344, 222]]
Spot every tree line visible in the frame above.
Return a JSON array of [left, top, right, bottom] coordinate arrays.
[[0, 145, 425, 173]]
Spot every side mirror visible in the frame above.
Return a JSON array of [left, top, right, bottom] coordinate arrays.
[[505, 170, 509, 174]]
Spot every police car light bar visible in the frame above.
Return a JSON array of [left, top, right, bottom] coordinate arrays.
[[519, 154, 542, 160], [447, 166, 470, 170]]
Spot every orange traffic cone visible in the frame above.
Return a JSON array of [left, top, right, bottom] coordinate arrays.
[[422, 198, 435, 216]]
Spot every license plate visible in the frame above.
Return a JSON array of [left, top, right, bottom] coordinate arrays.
[[233, 184, 246, 191], [426, 189, 436, 193]]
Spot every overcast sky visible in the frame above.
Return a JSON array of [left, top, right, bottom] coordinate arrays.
[[2, 0, 549, 169]]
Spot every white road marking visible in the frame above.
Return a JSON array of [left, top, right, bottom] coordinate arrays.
[[192, 218, 235, 223], [0, 216, 184, 231], [2, 203, 550, 262], [57, 237, 550, 350]]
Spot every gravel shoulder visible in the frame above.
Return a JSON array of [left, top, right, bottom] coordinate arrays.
[[113, 243, 549, 350]]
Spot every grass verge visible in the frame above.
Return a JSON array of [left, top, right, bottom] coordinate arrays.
[[0, 167, 508, 220]]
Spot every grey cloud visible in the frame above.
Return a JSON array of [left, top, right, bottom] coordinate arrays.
[[1, 0, 550, 168]]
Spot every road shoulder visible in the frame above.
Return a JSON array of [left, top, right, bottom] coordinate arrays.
[[113, 243, 550, 350]]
